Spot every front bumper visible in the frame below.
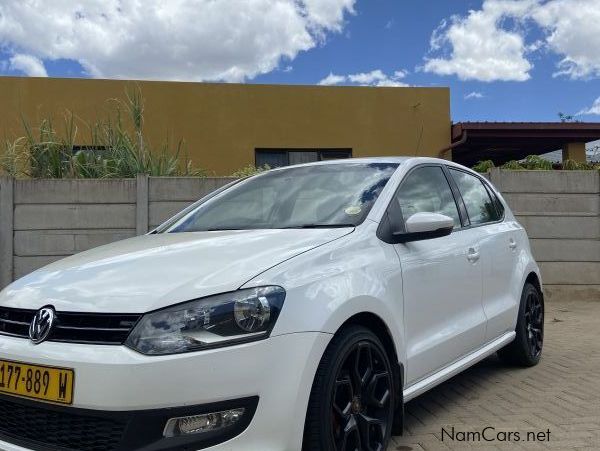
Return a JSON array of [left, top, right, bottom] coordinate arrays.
[[0, 395, 258, 451], [0, 332, 331, 451]]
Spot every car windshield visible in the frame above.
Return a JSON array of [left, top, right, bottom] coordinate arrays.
[[167, 162, 399, 232]]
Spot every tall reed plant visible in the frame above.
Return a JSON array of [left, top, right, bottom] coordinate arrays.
[[1, 87, 204, 178]]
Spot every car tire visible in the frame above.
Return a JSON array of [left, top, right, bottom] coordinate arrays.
[[303, 325, 395, 451], [498, 282, 544, 367]]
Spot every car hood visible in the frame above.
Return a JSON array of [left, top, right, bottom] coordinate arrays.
[[0, 229, 352, 313]]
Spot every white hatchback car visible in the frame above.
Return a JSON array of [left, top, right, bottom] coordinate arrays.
[[0, 157, 543, 451]]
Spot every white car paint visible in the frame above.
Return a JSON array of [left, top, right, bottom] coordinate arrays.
[[1, 228, 352, 313], [0, 157, 541, 451], [404, 211, 454, 233]]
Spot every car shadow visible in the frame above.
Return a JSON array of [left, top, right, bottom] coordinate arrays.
[[400, 353, 520, 433]]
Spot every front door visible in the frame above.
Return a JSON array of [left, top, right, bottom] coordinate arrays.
[[389, 165, 487, 385]]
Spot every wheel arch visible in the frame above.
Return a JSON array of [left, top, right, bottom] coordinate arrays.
[[525, 271, 542, 294], [335, 311, 405, 435]]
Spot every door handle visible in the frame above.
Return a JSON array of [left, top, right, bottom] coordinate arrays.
[[509, 238, 517, 250], [467, 247, 480, 263]]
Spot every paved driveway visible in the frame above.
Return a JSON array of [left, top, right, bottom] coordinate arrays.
[[391, 299, 600, 450]]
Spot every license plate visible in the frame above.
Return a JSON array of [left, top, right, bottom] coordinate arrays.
[[0, 359, 74, 404]]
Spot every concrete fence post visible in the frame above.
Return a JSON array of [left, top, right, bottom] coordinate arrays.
[[136, 174, 149, 235], [0, 176, 14, 288]]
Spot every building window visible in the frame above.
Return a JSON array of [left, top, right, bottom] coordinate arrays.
[[255, 149, 352, 168]]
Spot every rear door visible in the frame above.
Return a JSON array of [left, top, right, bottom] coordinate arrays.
[[390, 165, 487, 384], [448, 168, 520, 340]]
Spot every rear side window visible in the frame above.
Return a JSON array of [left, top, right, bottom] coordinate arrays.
[[486, 185, 505, 218], [394, 166, 461, 229], [449, 169, 501, 225]]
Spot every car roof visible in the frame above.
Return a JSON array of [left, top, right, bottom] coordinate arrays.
[[267, 156, 468, 170]]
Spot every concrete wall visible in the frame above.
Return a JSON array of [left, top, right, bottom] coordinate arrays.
[[1, 171, 598, 300], [0, 77, 451, 175], [489, 169, 599, 301]]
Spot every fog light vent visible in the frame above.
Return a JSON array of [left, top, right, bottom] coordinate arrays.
[[163, 408, 245, 437]]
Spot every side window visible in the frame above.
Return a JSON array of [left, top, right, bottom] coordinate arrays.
[[449, 169, 500, 225], [486, 185, 505, 218], [394, 166, 461, 229]]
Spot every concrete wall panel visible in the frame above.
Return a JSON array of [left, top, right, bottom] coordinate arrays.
[[14, 204, 136, 230], [491, 169, 599, 194], [15, 179, 136, 204], [538, 262, 600, 285], [504, 193, 599, 216], [515, 216, 599, 239], [530, 239, 600, 262]]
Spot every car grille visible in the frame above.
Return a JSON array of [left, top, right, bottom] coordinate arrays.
[[0, 397, 127, 451], [0, 307, 141, 345]]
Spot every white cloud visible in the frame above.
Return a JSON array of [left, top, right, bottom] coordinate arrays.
[[8, 53, 47, 77], [423, 0, 600, 82], [423, 0, 536, 82], [319, 69, 409, 87], [318, 72, 346, 85], [0, 0, 355, 82], [465, 91, 484, 99], [348, 69, 388, 84], [302, 0, 355, 31], [532, 0, 600, 79], [577, 96, 600, 115]]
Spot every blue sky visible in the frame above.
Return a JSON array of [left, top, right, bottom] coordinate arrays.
[[1, 0, 599, 123]]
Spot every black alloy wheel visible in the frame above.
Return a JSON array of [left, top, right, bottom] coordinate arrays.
[[524, 288, 544, 359], [498, 281, 544, 367], [304, 326, 395, 451]]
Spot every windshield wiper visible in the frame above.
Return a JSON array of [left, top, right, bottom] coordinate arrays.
[[281, 224, 356, 229], [200, 224, 356, 231]]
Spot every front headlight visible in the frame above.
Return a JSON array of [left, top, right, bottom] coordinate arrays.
[[125, 286, 285, 355]]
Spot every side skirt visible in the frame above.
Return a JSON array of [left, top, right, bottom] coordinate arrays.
[[403, 331, 516, 402]]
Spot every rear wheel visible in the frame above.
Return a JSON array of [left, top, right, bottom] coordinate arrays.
[[303, 326, 395, 451], [498, 282, 544, 366]]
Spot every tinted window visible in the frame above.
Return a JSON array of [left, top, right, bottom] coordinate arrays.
[[168, 162, 399, 232], [394, 166, 461, 229], [450, 169, 500, 225], [486, 185, 505, 218]]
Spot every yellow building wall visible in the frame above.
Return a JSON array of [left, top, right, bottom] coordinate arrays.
[[0, 77, 450, 175]]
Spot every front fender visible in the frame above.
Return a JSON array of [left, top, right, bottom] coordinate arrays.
[[243, 223, 407, 367]]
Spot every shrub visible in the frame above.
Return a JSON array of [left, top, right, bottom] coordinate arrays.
[[561, 159, 599, 170], [472, 155, 600, 171], [521, 155, 553, 170], [472, 160, 495, 173], [231, 164, 271, 178], [500, 160, 524, 170]]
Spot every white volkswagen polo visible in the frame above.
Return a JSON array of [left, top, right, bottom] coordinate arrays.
[[0, 157, 543, 451]]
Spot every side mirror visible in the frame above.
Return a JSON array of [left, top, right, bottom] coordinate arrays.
[[393, 212, 454, 243]]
